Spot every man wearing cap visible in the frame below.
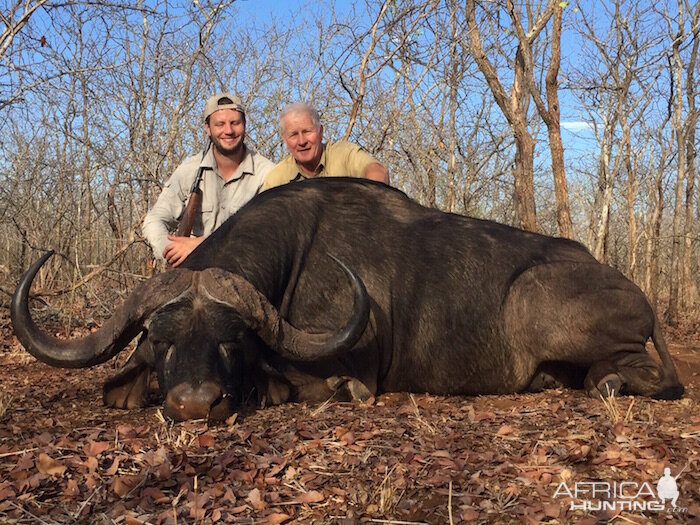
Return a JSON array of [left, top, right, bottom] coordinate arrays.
[[261, 103, 388, 191], [143, 93, 274, 267]]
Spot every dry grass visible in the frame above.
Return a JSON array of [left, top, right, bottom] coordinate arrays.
[[153, 409, 198, 448], [377, 465, 398, 514], [0, 389, 13, 420], [409, 393, 436, 434], [600, 387, 635, 425]]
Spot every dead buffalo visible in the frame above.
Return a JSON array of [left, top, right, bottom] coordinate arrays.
[[11, 178, 683, 421]]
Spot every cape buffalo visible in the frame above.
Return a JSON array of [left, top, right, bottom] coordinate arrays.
[[11, 178, 684, 421]]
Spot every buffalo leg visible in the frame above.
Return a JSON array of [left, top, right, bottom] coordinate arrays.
[[258, 376, 291, 407], [527, 361, 586, 392], [585, 351, 679, 399], [325, 376, 373, 402], [103, 365, 152, 409], [288, 375, 372, 403]]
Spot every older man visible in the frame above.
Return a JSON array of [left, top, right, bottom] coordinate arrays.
[[262, 103, 388, 190], [143, 92, 274, 267]]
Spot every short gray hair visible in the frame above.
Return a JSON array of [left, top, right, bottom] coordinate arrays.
[[279, 103, 321, 136]]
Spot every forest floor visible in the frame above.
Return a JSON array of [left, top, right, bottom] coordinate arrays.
[[0, 308, 698, 525]]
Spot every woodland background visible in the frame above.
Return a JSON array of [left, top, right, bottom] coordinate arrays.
[[0, 0, 699, 325]]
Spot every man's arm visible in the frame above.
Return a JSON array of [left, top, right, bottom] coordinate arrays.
[[338, 141, 389, 184], [142, 179, 185, 260], [364, 162, 389, 184]]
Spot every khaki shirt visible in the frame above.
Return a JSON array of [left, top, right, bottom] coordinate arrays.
[[143, 145, 274, 259], [262, 141, 379, 190]]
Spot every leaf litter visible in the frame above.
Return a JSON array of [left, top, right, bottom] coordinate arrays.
[[0, 310, 698, 524]]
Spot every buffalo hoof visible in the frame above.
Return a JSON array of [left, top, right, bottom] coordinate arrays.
[[589, 373, 623, 399], [345, 378, 373, 402], [326, 376, 373, 402], [103, 366, 151, 409], [652, 383, 684, 400]]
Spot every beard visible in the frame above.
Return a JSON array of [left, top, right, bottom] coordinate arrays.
[[212, 136, 244, 156]]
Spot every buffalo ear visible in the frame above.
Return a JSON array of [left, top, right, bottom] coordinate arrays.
[[103, 334, 155, 409]]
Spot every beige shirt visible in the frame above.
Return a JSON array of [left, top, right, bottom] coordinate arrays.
[[262, 140, 379, 190], [143, 145, 274, 259]]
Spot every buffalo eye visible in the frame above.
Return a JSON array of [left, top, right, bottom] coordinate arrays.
[[218, 343, 238, 373], [151, 340, 171, 355]]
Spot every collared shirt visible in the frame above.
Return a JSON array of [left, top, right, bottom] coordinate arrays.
[[261, 140, 379, 191], [143, 145, 274, 259]]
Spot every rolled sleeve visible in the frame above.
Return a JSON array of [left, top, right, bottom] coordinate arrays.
[[339, 141, 378, 178]]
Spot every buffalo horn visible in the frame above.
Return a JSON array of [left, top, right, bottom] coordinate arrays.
[[10, 251, 194, 368], [199, 254, 370, 360]]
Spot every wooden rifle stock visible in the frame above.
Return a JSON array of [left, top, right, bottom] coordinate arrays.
[[175, 165, 210, 237]]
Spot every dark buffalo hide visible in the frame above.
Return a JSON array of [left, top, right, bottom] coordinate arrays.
[[12, 178, 683, 421]]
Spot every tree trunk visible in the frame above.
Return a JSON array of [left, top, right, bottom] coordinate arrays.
[[466, 0, 543, 232], [666, 11, 687, 326], [625, 140, 638, 282], [590, 138, 614, 261], [644, 169, 664, 309], [445, 0, 460, 214], [543, 3, 573, 238], [682, 129, 698, 307], [681, 3, 699, 308], [512, 123, 538, 231]]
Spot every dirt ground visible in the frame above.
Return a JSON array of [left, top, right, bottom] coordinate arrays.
[[0, 310, 698, 525]]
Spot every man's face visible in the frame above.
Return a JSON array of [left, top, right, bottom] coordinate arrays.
[[206, 109, 246, 155], [282, 111, 323, 171]]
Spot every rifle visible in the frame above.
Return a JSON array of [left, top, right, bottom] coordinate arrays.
[[175, 144, 212, 237]]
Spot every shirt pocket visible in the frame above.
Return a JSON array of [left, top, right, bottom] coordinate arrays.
[[194, 202, 215, 237]]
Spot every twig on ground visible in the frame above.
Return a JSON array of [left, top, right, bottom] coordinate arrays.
[[448, 480, 454, 525], [73, 487, 100, 519], [369, 518, 428, 525], [5, 500, 59, 525], [409, 394, 436, 434], [0, 446, 38, 458]]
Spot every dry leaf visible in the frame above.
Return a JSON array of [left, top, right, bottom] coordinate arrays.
[[197, 433, 215, 447], [297, 490, 324, 504], [64, 478, 79, 497], [84, 441, 109, 456], [105, 457, 120, 476], [340, 431, 355, 446], [496, 424, 514, 436], [247, 488, 266, 510], [36, 453, 67, 476], [83, 456, 98, 474], [141, 486, 168, 503], [112, 476, 137, 498], [265, 513, 292, 524], [462, 507, 479, 521], [156, 461, 171, 481], [543, 503, 561, 518]]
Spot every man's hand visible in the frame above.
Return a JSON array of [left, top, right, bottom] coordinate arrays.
[[163, 235, 204, 267]]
